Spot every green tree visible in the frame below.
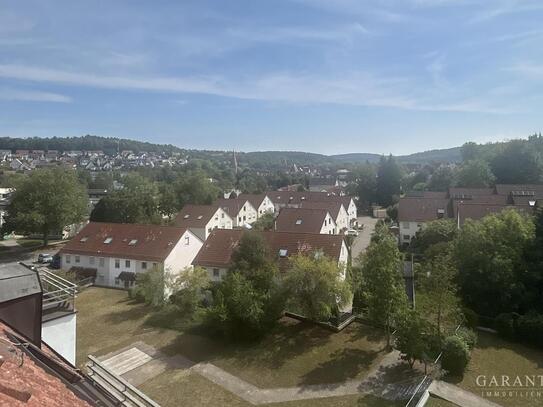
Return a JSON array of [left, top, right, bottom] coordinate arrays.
[[455, 160, 495, 188], [158, 182, 179, 220], [359, 226, 408, 348], [174, 172, 221, 207], [252, 212, 275, 231], [441, 336, 470, 376], [285, 254, 351, 321], [207, 232, 285, 339], [453, 210, 535, 316], [2, 168, 87, 245], [90, 174, 161, 224], [490, 140, 543, 184], [419, 254, 461, 335], [376, 155, 402, 207], [411, 219, 457, 256], [129, 267, 170, 308], [348, 164, 377, 210], [170, 266, 210, 316], [395, 309, 436, 370], [427, 166, 456, 192]]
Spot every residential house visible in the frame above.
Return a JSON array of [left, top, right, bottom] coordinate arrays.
[[10, 158, 30, 171], [398, 194, 451, 245], [299, 201, 349, 233], [237, 193, 275, 218], [215, 198, 258, 227], [275, 207, 337, 234], [0, 187, 14, 227], [59, 222, 202, 289], [193, 229, 348, 282], [173, 204, 233, 241], [309, 176, 338, 192]]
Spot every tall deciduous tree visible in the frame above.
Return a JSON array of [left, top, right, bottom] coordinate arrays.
[[455, 160, 495, 188], [419, 254, 461, 335], [359, 226, 408, 348], [453, 210, 535, 316], [3, 168, 87, 245], [285, 254, 351, 321], [207, 232, 286, 339], [395, 309, 435, 370], [411, 219, 457, 256]]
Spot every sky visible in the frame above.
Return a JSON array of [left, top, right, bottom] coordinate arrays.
[[0, 0, 542, 155]]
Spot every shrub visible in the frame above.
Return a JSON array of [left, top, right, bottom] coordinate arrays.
[[441, 336, 470, 376], [456, 327, 477, 350], [516, 313, 543, 347], [495, 312, 519, 340], [462, 308, 479, 329]]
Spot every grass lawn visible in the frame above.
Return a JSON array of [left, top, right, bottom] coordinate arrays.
[[16, 238, 44, 248], [76, 287, 400, 406], [424, 396, 458, 407], [448, 331, 543, 407], [141, 370, 401, 407]]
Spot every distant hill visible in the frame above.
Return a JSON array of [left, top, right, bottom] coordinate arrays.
[[397, 146, 462, 164], [329, 153, 382, 163], [0, 135, 184, 155]]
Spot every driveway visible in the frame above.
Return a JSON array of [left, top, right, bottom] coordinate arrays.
[[351, 216, 379, 263]]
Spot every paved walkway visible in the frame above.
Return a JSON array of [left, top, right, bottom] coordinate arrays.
[[97, 343, 425, 405], [428, 380, 503, 407], [351, 216, 378, 262]]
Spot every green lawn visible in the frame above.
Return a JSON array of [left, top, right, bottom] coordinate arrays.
[[76, 287, 401, 406], [16, 238, 44, 248], [448, 331, 543, 407], [424, 396, 458, 407]]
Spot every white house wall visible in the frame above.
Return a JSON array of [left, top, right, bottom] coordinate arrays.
[[319, 213, 337, 235], [232, 201, 258, 227], [41, 313, 76, 365], [257, 196, 275, 218], [399, 221, 424, 245], [164, 230, 203, 279]]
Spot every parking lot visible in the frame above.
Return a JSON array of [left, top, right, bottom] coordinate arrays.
[[350, 216, 379, 263]]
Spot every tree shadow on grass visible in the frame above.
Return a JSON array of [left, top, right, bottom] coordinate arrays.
[[300, 347, 383, 387], [101, 299, 151, 324], [345, 322, 387, 346]]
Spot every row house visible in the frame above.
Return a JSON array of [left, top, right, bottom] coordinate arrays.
[[275, 207, 337, 234], [59, 222, 202, 289], [299, 201, 350, 233], [174, 204, 233, 241], [215, 198, 258, 227], [398, 184, 542, 245], [193, 229, 348, 283], [237, 193, 275, 218]]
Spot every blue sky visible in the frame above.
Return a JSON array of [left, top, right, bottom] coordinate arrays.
[[0, 0, 542, 155]]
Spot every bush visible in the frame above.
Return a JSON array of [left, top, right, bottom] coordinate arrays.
[[495, 312, 519, 340], [456, 327, 477, 350], [517, 313, 543, 347], [441, 336, 470, 376], [462, 308, 479, 329]]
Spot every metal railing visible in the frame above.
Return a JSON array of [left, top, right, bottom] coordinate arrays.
[[39, 269, 77, 309], [86, 355, 161, 407]]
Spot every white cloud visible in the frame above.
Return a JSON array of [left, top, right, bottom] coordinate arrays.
[[0, 88, 72, 103], [0, 63, 510, 113]]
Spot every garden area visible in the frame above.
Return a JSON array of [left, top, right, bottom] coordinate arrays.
[[76, 287, 402, 406]]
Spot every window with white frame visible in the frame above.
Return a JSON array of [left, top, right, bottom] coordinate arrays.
[[125, 260, 130, 268], [65, 254, 71, 264], [115, 259, 120, 268], [75, 255, 80, 263], [99, 257, 105, 267], [89, 256, 95, 265]]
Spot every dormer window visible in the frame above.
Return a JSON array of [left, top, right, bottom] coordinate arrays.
[[128, 239, 137, 246], [197, 215, 203, 220], [184, 214, 190, 219], [80, 237, 88, 243], [279, 249, 288, 257], [296, 219, 302, 225], [104, 237, 113, 244], [529, 200, 536, 207]]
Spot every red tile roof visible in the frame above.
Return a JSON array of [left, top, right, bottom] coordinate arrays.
[[173, 204, 223, 228], [495, 184, 543, 197], [193, 229, 345, 268], [236, 193, 268, 210], [59, 222, 190, 262], [215, 198, 253, 217], [0, 322, 92, 407], [299, 201, 344, 220], [456, 203, 534, 225], [398, 197, 451, 222], [275, 208, 330, 233]]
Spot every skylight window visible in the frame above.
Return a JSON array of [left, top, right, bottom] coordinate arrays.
[[279, 249, 288, 257], [184, 214, 190, 219], [197, 215, 203, 220], [80, 237, 88, 243], [128, 239, 138, 246], [103, 237, 113, 244], [295, 219, 303, 225]]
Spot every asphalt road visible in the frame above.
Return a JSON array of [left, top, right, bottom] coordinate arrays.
[[350, 216, 379, 264]]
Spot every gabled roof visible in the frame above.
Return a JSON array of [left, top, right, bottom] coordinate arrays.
[[267, 190, 353, 207], [60, 222, 192, 262], [236, 193, 268, 210], [405, 191, 448, 199], [0, 263, 41, 303], [215, 198, 254, 217], [398, 197, 451, 222], [173, 204, 224, 228], [193, 229, 345, 268], [495, 184, 543, 198], [309, 177, 336, 187], [456, 203, 534, 225], [275, 208, 332, 233], [448, 188, 494, 199], [299, 201, 345, 220]]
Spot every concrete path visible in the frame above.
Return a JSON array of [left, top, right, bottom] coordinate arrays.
[[429, 380, 503, 407], [98, 343, 426, 405]]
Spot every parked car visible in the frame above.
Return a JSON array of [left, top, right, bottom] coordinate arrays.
[[38, 253, 53, 263], [346, 229, 359, 236], [50, 254, 61, 269]]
